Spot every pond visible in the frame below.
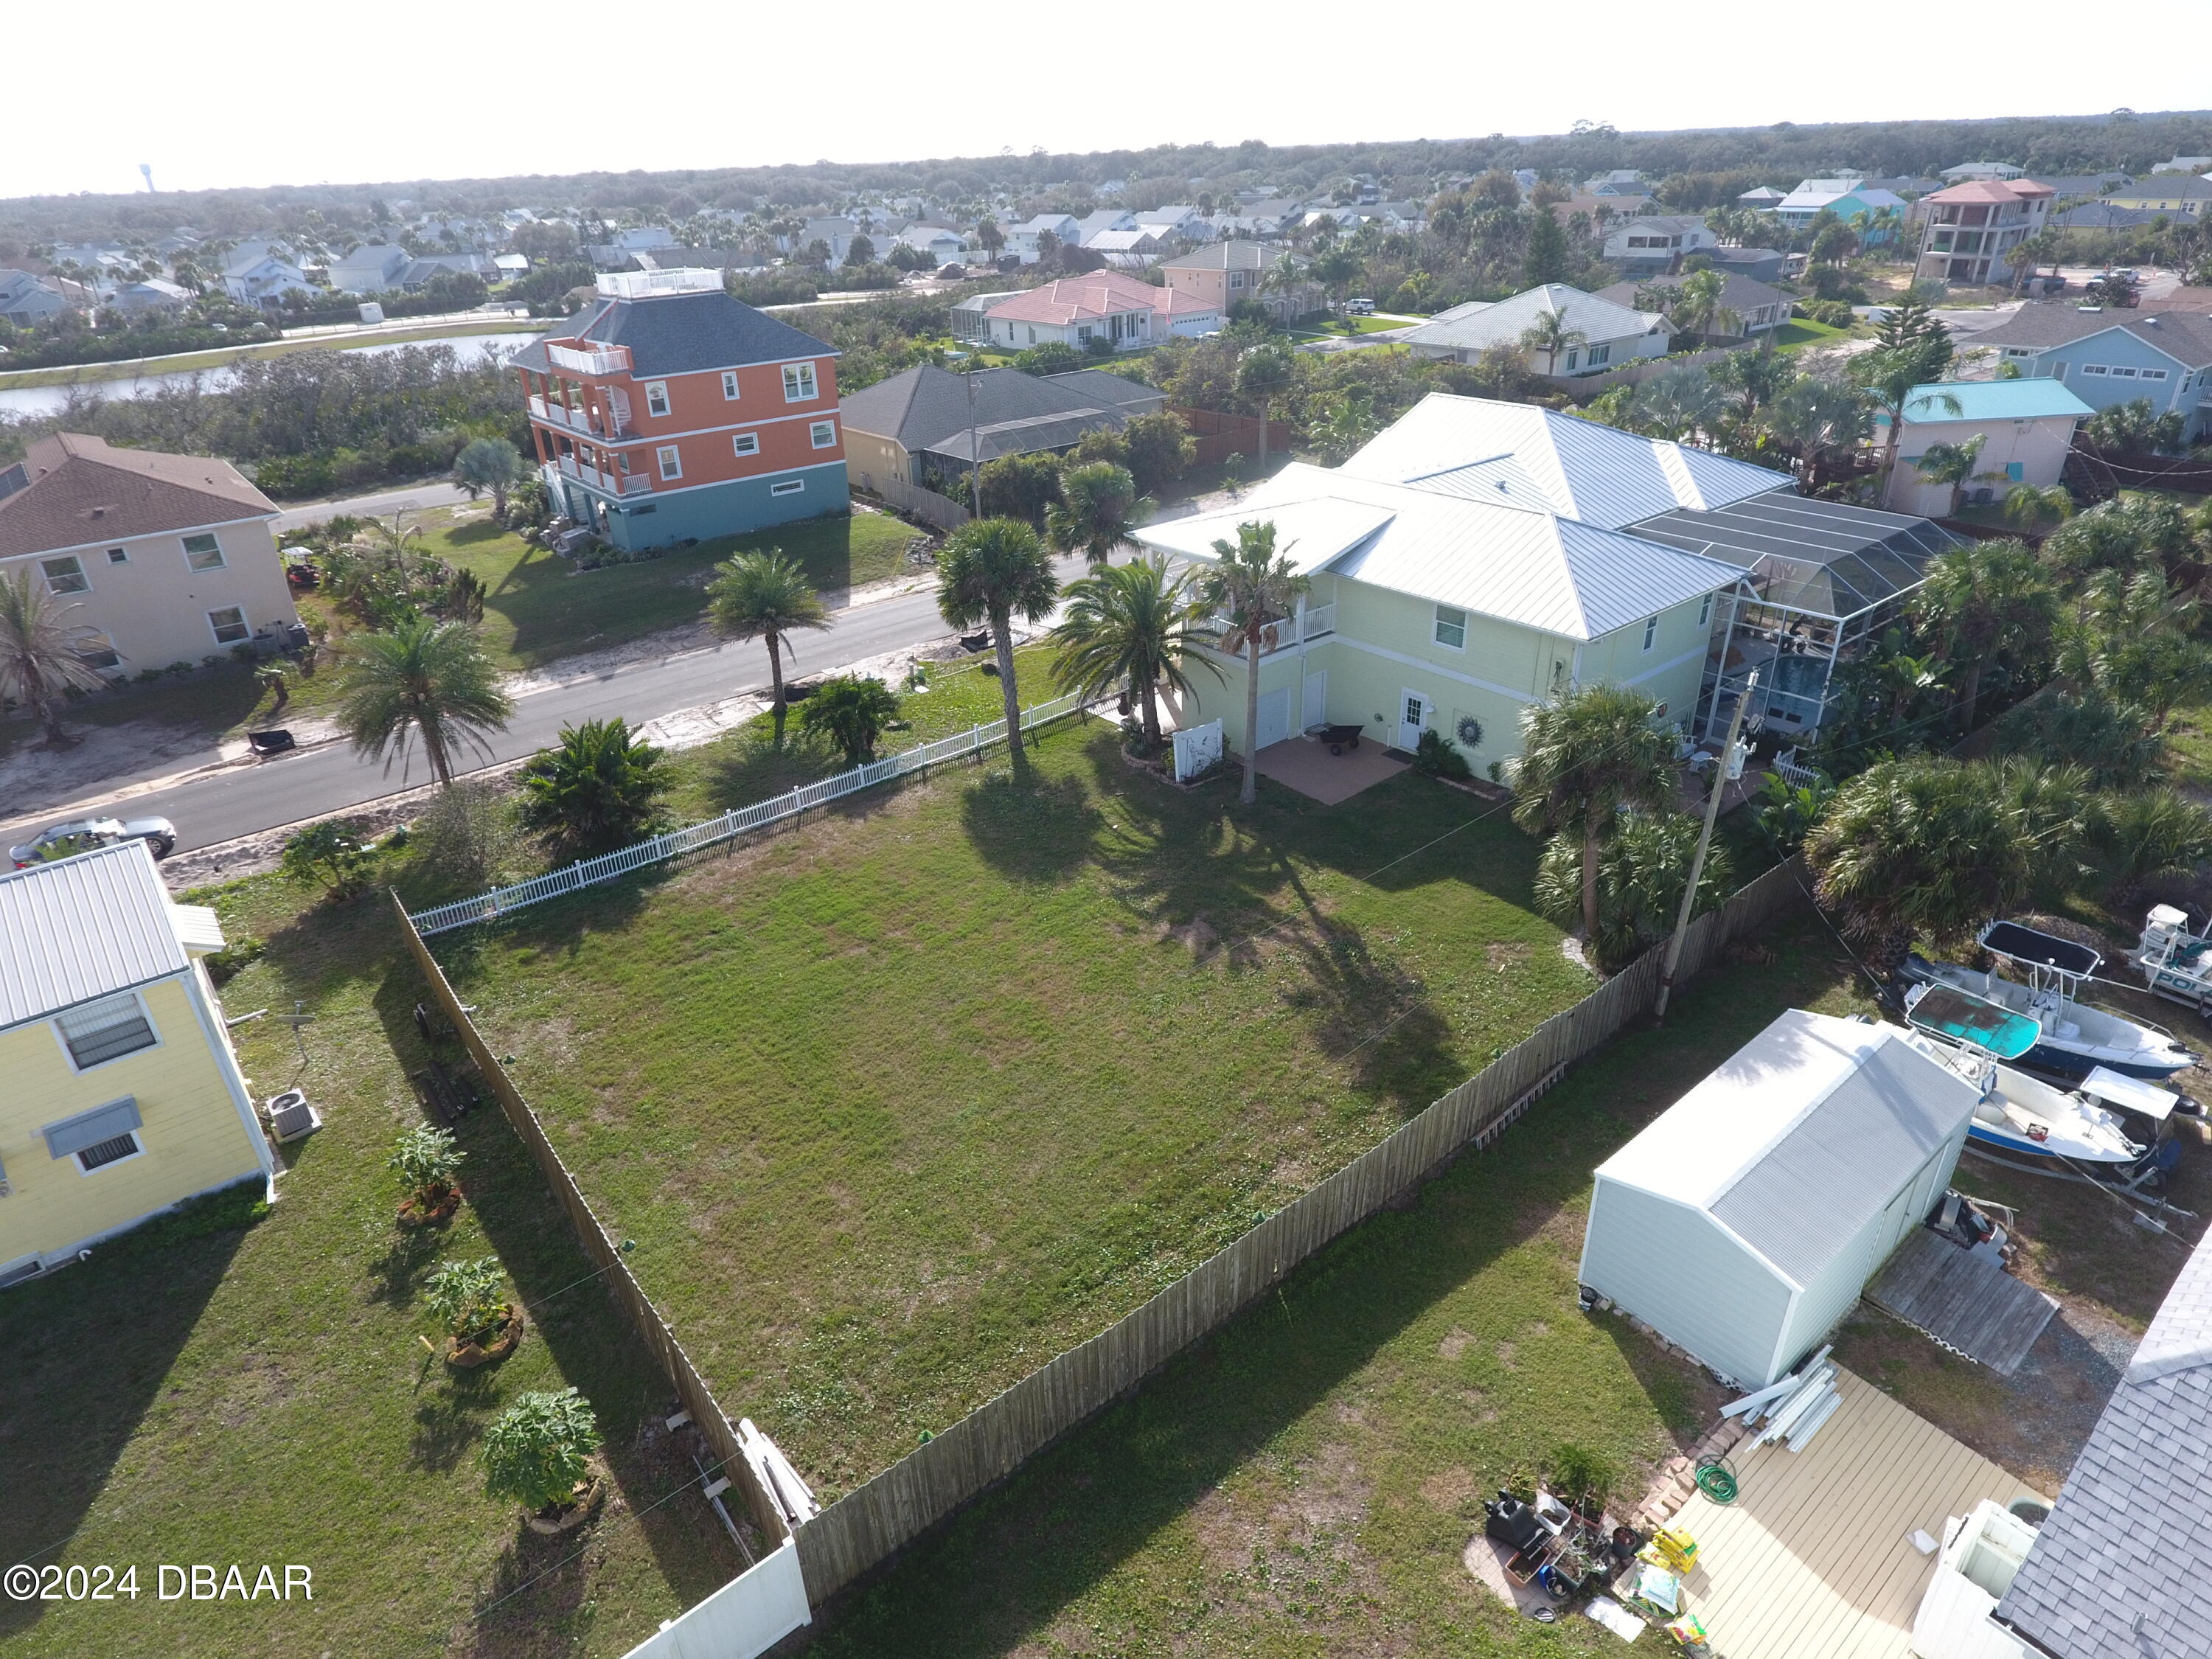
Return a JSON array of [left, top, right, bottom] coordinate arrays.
[[0, 332, 535, 418]]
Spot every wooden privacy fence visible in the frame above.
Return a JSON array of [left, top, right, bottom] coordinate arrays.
[[408, 689, 1088, 935], [392, 894, 793, 1554], [854, 473, 972, 532], [790, 855, 1811, 1603], [1169, 405, 1299, 467]]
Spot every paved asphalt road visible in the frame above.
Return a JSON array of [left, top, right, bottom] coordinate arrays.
[[270, 480, 472, 532], [71, 552, 1087, 855]]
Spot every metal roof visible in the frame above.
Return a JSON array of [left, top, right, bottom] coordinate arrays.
[[1395, 284, 1664, 356], [1628, 490, 1961, 619], [1996, 1221, 2212, 1659], [1133, 465, 1740, 641], [1342, 394, 1793, 529], [1901, 379, 2095, 423], [0, 839, 216, 1031], [1594, 1009, 1978, 1287]]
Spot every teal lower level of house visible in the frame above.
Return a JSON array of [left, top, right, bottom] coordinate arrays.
[[552, 461, 850, 550]]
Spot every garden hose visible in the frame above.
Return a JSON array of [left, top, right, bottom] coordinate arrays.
[[1694, 1455, 1739, 1504]]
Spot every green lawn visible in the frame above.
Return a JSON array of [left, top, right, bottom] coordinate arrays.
[[1293, 315, 1416, 339], [1770, 319, 1854, 351], [444, 721, 1593, 1495], [0, 319, 545, 391], [0, 865, 747, 1659], [804, 919, 1879, 1658]]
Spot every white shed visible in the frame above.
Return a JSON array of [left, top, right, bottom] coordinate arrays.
[[1578, 1009, 1978, 1387]]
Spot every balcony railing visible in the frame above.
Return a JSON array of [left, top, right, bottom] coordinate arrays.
[[553, 453, 652, 497], [1199, 603, 1335, 656], [546, 341, 632, 376]]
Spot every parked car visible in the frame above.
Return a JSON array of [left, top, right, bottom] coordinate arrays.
[[10, 815, 178, 869], [1346, 296, 1375, 315]]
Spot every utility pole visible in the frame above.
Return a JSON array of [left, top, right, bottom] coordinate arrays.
[[967, 367, 984, 520], [1655, 669, 1758, 1024]]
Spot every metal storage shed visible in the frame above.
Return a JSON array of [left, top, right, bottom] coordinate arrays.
[[1578, 1009, 1980, 1387]]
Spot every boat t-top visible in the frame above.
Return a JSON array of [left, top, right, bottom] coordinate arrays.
[[1902, 983, 2160, 1166], [1901, 919, 2196, 1082]]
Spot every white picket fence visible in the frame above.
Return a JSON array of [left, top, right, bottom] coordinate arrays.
[[408, 689, 1090, 936]]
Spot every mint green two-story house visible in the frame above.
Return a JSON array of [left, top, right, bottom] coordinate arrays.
[[1134, 395, 1958, 771]]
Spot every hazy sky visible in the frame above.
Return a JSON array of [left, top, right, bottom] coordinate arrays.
[[10, 0, 2210, 200]]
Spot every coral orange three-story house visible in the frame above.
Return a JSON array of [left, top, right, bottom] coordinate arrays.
[[514, 268, 847, 548]]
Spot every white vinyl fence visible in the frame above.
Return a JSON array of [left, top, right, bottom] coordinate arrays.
[[408, 690, 1089, 935], [615, 1540, 810, 1659]]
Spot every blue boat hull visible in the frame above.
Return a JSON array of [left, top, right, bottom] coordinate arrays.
[[2019, 1040, 2192, 1083]]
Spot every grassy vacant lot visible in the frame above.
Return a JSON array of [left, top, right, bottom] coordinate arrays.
[[445, 720, 1593, 1492], [0, 866, 745, 1659], [804, 921, 1879, 1657], [1770, 317, 1854, 351]]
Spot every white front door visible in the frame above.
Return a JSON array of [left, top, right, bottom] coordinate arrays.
[[1254, 686, 1293, 751], [1397, 689, 1431, 752], [1301, 669, 1329, 733]]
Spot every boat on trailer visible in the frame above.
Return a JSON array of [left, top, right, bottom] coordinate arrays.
[[2130, 905, 2212, 1015], [1901, 984, 2154, 1167], [1900, 919, 2195, 1082]]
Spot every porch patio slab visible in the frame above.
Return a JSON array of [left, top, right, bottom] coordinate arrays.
[[1254, 735, 1408, 804], [1660, 1366, 2042, 1659]]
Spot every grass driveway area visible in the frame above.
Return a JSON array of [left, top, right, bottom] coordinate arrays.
[[445, 723, 1592, 1493]]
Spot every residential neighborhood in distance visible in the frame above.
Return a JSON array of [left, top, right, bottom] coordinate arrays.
[[5, 91, 2212, 1659]]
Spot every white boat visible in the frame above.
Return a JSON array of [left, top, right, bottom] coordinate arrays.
[[2131, 905, 2212, 1015], [1901, 986, 2152, 1166], [1902, 919, 2195, 1082]]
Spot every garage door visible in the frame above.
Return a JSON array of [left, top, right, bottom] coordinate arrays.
[[1255, 686, 1293, 750]]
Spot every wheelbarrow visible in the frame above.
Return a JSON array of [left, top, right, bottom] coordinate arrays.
[[1305, 722, 1364, 755]]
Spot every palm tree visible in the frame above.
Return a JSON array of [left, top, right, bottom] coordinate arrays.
[[936, 518, 1061, 762], [1045, 462, 1142, 566], [1910, 434, 1988, 517], [0, 568, 105, 748], [1768, 374, 1871, 492], [1856, 302, 1958, 494], [1670, 267, 1739, 343], [1262, 251, 1308, 322], [1049, 556, 1214, 749], [336, 616, 513, 787], [1509, 684, 1679, 943], [704, 549, 830, 747], [453, 437, 525, 521], [799, 675, 902, 765], [515, 717, 670, 859], [1631, 365, 1724, 444], [1519, 307, 1587, 375], [2002, 481, 2074, 529], [1235, 345, 1296, 467], [1806, 756, 2085, 967], [1198, 521, 1310, 805], [1913, 537, 2057, 731]]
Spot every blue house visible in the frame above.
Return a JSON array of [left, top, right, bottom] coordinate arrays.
[[1968, 306, 2212, 442]]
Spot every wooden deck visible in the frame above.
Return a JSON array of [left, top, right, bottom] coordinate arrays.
[[1664, 1367, 2041, 1659], [1867, 1229, 2059, 1377]]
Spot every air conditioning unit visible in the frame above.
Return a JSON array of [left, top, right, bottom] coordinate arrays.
[[265, 1089, 322, 1144]]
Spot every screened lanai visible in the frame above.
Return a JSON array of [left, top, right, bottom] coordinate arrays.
[[1627, 489, 1964, 744]]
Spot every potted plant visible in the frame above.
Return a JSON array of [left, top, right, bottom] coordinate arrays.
[[480, 1388, 604, 1533], [425, 1255, 522, 1366], [389, 1125, 465, 1227]]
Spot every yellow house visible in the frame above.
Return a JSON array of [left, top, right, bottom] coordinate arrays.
[[0, 839, 275, 1288]]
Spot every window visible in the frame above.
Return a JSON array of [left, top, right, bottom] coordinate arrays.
[[1026, 327, 1037, 345], [1563, 349, 1579, 370], [40, 555, 88, 594], [1698, 593, 1713, 627], [106, 547, 128, 564], [644, 381, 671, 417], [810, 420, 838, 450], [182, 532, 225, 571], [732, 431, 760, 457], [782, 361, 818, 402], [1229, 271, 1246, 290], [770, 479, 805, 498], [2080, 364, 2110, 376], [55, 993, 157, 1070], [206, 607, 249, 644], [1642, 615, 1658, 652], [2110, 366, 2138, 378], [2140, 367, 2168, 381], [1433, 605, 1467, 650], [656, 445, 682, 481], [77, 1132, 142, 1172], [2006, 462, 2025, 482], [1587, 343, 1611, 366], [74, 633, 122, 671], [721, 370, 742, 400]]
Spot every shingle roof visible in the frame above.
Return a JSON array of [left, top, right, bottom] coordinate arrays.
[[838, 365, 1149, 451], [1995, 1220, 2212, 1659], [0, 434, 274, 561], [1133, 462, 1742, 641], [1158, 240, 1300, 273], [1039, 369, 1167, 416], [507, 290, 835, 378], [1397, 283, 1664, 355], [2110, 174, 2212, 203], [0, 840, 212, 1031], [1593, 271, 1795, 319], [1340, 394, 1792, 528], [1968, 305, 2212, 369]]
